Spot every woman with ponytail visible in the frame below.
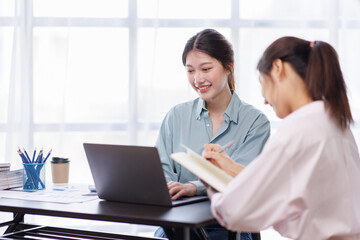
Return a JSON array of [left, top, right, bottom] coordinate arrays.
[[202, 37, 360, 239]]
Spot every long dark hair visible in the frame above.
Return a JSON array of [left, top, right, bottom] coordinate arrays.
[[257, 36, 353, 130], [182, 29, 235, 90]]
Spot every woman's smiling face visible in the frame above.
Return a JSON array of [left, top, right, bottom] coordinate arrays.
[[185, 50, 230, 102]]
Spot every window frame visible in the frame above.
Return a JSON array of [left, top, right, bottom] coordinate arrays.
[[0, 0, 359, 148]]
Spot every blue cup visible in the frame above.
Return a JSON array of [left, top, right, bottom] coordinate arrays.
[[23, 162, 46, 190]]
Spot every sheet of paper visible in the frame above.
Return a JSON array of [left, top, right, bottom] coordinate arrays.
[[0, 185, 99, 204]]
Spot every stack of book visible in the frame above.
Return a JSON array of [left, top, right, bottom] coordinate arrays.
[[0, 163, 23, 190]]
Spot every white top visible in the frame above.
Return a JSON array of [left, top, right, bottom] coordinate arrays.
[[211, 101, 360, 240]]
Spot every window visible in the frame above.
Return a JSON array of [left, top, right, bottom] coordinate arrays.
[[1, 0, 359, 183]]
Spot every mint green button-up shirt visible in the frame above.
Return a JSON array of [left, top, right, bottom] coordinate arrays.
[[156, 91, 270, 195]]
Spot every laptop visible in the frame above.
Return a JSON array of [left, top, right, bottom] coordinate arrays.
[[83, 143, 208, 207]]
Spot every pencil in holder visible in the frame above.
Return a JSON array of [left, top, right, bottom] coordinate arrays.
[[23, 162, 46, 190]]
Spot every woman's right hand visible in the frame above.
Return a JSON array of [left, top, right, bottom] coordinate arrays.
[[203, 144, 244, 177], [167, 181, 197, 201]]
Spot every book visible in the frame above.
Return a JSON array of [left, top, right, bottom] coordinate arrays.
[[0, 163, 11, 172], [0, 168, 23, 190], [170, 145, 233, 192]]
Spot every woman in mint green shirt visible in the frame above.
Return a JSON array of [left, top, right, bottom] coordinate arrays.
[[155, 29, 270, 240]]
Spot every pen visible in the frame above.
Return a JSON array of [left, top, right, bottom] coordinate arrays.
[[32, 148, 36, 163], [216, 140, 235, 153], [23, 148, 31, 162], [36, 148, 43, 163], [43, 149, 52, 163], [17, 150, 28, 163], [39, 148, 43, 163]]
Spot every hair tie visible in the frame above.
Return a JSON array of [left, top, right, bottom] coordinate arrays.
[[310, 41, 316, 48]]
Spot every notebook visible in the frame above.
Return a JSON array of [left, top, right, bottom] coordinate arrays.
[[83, 143, 208, 207]]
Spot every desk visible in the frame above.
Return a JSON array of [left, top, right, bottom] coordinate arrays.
[[0, 197, 216, 240]]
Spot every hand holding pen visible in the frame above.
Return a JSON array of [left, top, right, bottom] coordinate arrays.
[[204, 140, 235, 160], [203, 140, 244, 177]]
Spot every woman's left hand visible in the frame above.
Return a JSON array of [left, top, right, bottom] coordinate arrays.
[[200, 180, 218, 200]]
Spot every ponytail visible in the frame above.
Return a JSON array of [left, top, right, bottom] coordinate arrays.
[[306, 41, 353, 130], [257, 36, 353, 130]]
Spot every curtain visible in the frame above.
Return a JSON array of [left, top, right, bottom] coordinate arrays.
[[5, 0, 32, 167]]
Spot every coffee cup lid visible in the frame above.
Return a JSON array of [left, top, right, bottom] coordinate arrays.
[[51, 157, 69, 163]]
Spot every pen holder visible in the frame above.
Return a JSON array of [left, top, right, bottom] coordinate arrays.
[[23, 162, 46, 190]]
